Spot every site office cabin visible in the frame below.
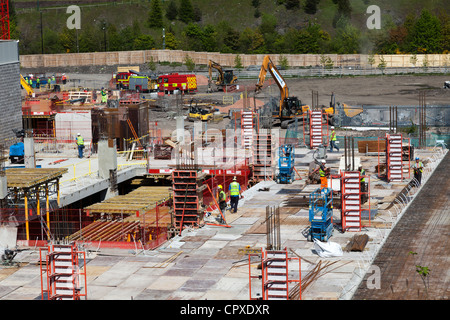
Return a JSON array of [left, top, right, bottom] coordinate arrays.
[[158, 73, 197, 94]]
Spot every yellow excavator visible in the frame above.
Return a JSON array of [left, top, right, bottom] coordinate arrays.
[[207, 60, 238, 92], [20, 74, 34, 96], [255, 55, 309, 128]]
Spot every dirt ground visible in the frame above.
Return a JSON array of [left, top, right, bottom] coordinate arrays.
[[211, 74, 450, 106]]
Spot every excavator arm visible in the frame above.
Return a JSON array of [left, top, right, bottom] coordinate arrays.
[[20, 74, 34, 96], [255, 55, 289, 114], [208, 60, 224, 86]]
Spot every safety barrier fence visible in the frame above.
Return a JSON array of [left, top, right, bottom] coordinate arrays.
[[0, 205, 171, 250]]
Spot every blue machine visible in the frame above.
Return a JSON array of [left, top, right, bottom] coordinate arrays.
[[9, 142, 24, 164], [308, 188, 334, 242], [276, 144, 295, 184]]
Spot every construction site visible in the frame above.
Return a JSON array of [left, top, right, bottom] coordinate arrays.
[[0, 37, 449, 303]]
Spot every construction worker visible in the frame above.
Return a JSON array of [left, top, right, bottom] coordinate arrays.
[[329, 126, 339, 152], [101, 87, 108, 103], [358, 164, 367, 203], [47, 77, 51, 89], [412, 157, 424, 186], [313, 159, 328, 189], [229, 176, 241, 213], [217, 185, 227, 224], [62, 73, 67, 85], [36, 77, 40, 89], [76, 133, 85, 158]]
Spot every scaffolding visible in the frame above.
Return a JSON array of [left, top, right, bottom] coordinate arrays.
[[303, 110, 329, 149], [172, 170, 203, 234], [252, 131, 274, 181], [249, 248, 301, 300], [40, 243, 87, 300]]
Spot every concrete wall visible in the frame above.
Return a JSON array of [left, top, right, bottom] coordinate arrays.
[[19, 50, 450, 69], [0, 41, 22, 144]]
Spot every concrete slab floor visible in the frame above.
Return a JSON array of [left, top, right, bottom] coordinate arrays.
[[0, 148, 445, 301]]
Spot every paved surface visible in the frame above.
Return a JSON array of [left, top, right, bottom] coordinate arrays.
[[0, 146, 447, 300], [352, 152, 450, 300]]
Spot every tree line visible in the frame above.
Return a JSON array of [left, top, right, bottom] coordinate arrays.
[[11, 0, 450, 56]]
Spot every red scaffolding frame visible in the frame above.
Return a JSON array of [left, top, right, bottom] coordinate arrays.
[[0, 0, 10, 40], [249, 248, 301, 300], [40, 243, 87, 300]]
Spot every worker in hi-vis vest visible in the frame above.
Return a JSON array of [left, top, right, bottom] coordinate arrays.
[[228, 176, 242, 213], [76, 133, 85, 158], [358, 164, 367, 203], [329, 126, 339, 152], [412, 157, 424, 187], [217, 185, 227, 223]]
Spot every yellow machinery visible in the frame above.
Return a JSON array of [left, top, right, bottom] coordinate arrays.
[[207, 60, 238, 92], [20, 75, 34, 96], [255, 55, 309, 128], [188, 101, 213, 122]]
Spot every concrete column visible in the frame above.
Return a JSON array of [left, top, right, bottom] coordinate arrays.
[[0, 175, 7, 200], [176, 116, 185, 144], [24, 137, 35, 168], [98, 139, 118, 199]]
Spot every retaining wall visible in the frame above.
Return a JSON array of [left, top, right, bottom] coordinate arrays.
[[19, 50, 450, 69]]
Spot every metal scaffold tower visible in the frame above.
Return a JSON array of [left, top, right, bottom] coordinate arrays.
[[385, 133, 403, 182], [172, 170, 202, 234], [303, 109, 329, 149], [241, 110, 256, 150], [341, 171, 362, 232], [40, 243, 87, 300], [0, 0, 10, 40], [249, 248, 301, 300], [252, 130, 274, 181]]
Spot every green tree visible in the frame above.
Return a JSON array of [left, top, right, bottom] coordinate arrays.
[[285, 0, 300, 10], [107, 24, 122, 51], [58, 27, 77, 53], [304, 0, 320, 15], [179, 0, 194, 24], [166, 0, 178, 21], [330, 18, 360, 53], [134, 34, 156, 50], [165, 32, 179, 49], [409, 9, 442, 53], [239, 27, 265, 53], [148, 0, 164, 28]]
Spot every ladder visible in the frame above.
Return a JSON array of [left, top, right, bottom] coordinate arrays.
[[386, 133, 403, 182], [241, 111, 255, 149], [341, 171, 362, 232], [262, 250, 289, 300], [40, 243, 87, 300], [309, 110, 324, 148]]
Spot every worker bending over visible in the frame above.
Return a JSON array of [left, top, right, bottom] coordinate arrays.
[[313, 159, 329, 189]]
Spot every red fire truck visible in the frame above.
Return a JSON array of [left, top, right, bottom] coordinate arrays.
[[158, 73, 197, 94], [115, 71, 138, 89]]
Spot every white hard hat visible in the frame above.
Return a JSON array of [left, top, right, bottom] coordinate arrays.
[[331, 126, 335, 129], [233, 176, 237, 180], [321, 159, 326, 163], [77, 133, 81, 136]]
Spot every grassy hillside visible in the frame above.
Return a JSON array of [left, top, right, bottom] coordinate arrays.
[[12, 0, 450, 54]]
